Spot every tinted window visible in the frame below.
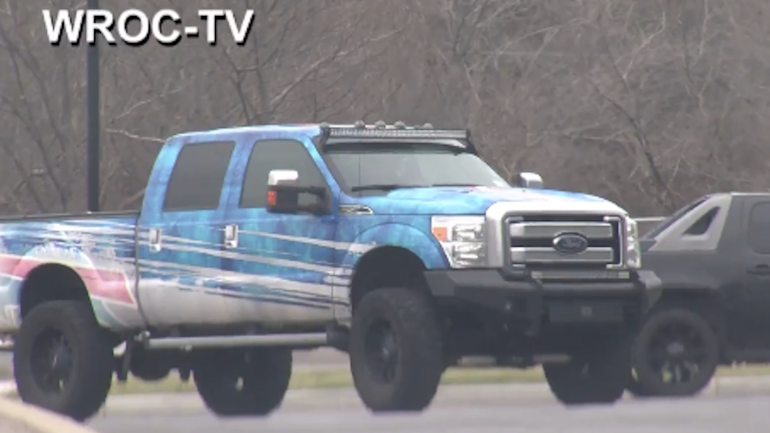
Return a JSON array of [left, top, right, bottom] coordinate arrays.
[[240, 139, 326, 208], [749, 202, 770, 254], [324, 143, 508, 196], [684, 207, 719, 236], [643, 196, 708, 239], [163, 141, 235, 211]]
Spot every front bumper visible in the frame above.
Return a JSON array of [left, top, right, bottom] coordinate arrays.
[[424, 268, 662, 334]]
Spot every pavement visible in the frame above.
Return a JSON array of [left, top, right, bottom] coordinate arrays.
[[90, 395, 770, 433], [0, 396, 97, 433], [0, 416, 38, 433], [70, 374, 770, 416], [89, 381, 770, 433], [5, 348, 770, 432], [0, 348, 348, 433]]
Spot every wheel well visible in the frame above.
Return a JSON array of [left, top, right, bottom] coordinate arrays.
[[19, 263, 91, 319], [654, 289, 725, 340], [349, 247, 427, 310]]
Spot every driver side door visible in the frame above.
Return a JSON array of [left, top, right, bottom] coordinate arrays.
[[221, 138, 338, 325]]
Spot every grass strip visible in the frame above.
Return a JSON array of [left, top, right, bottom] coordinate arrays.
[[107, 364, 770, 395]]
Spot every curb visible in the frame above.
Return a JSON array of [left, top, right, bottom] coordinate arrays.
[[0, 398, 97, 433], [0, 381, 15, 397]]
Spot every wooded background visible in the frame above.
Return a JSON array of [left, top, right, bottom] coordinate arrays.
[[1, 0, 769, 217]]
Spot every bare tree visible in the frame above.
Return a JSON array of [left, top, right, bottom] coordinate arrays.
[[1, 0, 770, 216]]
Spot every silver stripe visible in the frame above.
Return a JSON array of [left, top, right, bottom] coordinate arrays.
[[510, 247, 614, 263], [509, 222, 613, 239]]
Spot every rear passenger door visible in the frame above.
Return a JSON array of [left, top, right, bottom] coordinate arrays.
[[221, 139, 337, 325], [136, 140, 236, 326]]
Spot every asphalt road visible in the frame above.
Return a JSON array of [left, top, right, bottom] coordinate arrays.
[[7, 348, 770, 432], [89, 393, 770, 433]]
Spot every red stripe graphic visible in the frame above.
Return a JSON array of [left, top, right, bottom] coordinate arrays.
[[0, 254, 134, 304]]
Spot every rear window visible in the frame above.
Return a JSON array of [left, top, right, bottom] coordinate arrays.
[[643, 196, 708, 239], [163, 141, 235, 211], [683, 207, 719, 236]]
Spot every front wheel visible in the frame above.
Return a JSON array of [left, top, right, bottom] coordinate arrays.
[[631, 306, 719, 397], [13, 300, 114, 421], [625, 369, 654, 398], [193, 348, 292, 417], [544, 333, 631, 405], [350, 288, 444, 412]]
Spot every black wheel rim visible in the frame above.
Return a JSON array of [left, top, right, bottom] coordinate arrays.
[[363, 320, 399, 384], [645, 321, 710, 385], [30, 329, 73, 394]]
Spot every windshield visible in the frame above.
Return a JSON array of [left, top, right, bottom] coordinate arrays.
[[324, 143, 510, 195]]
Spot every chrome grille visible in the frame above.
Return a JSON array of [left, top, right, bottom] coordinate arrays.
[[506, 215, 623, 268]]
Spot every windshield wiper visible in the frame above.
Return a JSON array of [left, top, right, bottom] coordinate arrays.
[[350, 184, 424, 192], [431, 183, 482, 187]]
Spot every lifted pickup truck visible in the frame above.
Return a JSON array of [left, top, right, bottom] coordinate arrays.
[[0, 122, 658, 421], [628, 192, 770, 397]]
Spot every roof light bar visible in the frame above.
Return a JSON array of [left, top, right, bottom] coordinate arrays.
[[328, 127, 468, 140]]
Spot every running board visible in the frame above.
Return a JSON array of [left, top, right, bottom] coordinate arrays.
[[141, 332, 329, 350]]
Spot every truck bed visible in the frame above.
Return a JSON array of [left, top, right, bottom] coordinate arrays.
[[0, 211, 140, 330]]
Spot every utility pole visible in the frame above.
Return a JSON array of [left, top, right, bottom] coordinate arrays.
[[86, 0, 100, 212]]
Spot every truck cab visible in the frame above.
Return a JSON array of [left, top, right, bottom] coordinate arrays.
[[6, 122, 659, 421]]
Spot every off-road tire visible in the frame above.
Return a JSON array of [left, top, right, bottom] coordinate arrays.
[[543, 333, 631, 405], [193, 348, 292, 417], [350, 288, 444, 412], [631, 305, 719, 397], [14, 300, 114, 422]]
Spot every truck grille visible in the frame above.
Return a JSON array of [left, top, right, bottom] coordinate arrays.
[[506, 214, 623, 269]]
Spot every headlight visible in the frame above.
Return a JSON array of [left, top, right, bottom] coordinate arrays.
[[625, 216, 641, 269], [431, 216, 486, 268]]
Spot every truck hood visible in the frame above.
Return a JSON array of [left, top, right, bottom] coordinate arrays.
[[350, 186, 627, 215]]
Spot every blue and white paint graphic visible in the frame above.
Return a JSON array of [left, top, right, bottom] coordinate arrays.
[[0, 124, 622, 332]]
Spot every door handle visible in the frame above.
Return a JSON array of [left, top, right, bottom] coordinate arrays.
[[148, 228, 162, 252], [747, 264, 770, 276], [224, 224, 239, 249]]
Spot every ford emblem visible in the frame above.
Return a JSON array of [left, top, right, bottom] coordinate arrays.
[[552, 233, 589, 255]]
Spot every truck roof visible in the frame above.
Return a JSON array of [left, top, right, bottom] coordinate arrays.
[[167, 122, 468, 144], [725, 191, 770, 197], [170, 124, 324, 141]]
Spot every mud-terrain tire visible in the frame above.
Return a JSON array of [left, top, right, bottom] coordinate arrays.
[[193, 348, 292, 417], [350, 287, 444, 412], [631, 305, 719, 398], [543, 333, 631, 405], [13, 300, 114, 422]]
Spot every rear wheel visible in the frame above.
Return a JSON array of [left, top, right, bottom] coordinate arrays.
[[631, 306, 719, 397], [193, 348, 292, 417], [13, 300, 114, 421], [350, 288, 444, 412], [544, 333, 630, 405]]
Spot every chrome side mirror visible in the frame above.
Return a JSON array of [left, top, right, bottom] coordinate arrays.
[[268, 169, 299, 186], [515, 172, 543, 189]]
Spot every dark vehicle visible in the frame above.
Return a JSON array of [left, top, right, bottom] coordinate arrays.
[[627, 192, 770, 397]]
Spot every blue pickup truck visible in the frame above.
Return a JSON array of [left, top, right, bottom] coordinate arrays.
[[0, 122, 659, 421]]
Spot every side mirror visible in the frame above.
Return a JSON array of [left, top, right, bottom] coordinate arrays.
[[266, 169, 328, 214], [515, 172, 543, 189]]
